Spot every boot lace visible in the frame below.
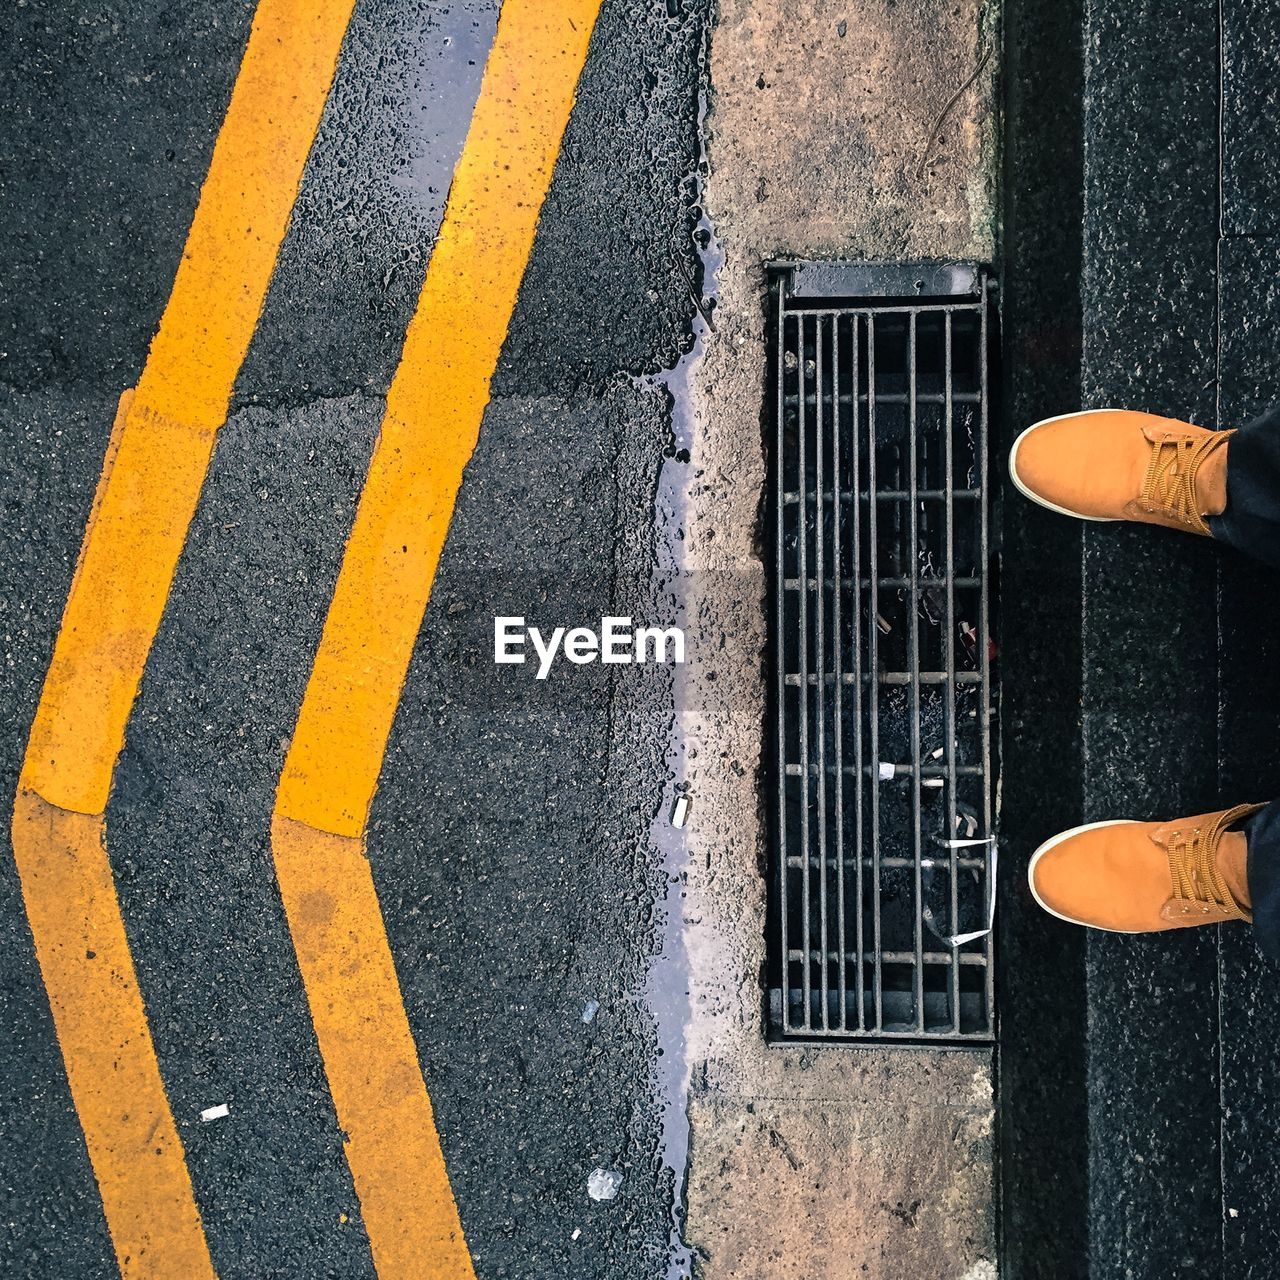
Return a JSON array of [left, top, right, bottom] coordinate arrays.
[[1139, 428, 1231, 535], [1165, 804, 1257, 922]]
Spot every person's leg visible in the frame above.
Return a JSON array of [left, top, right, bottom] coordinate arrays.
[[1208, 405, 1280, 570], [1242, 798, 1280, 959]]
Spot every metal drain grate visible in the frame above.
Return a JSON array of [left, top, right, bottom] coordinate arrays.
[[767, 262, 995, 1043]]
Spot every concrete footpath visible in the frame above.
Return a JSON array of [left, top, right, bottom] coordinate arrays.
[[1001, 1, 1280, 1277], [684, 2, 997, 1277]]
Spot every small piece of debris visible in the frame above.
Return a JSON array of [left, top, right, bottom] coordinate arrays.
[[670, 794, 691, 828], [581, 999, 600, 1024], [876, 612, 893, 634], [587, 1167, 623, 1202], [200, 1103, 230, 1123], [917, 45, 994, 179], [837, 19, 848, 37], [571, 1227, 582, 1241], [767, 1126, 801, 1172], [1229, 1207, 1240, 1219], [960, 621, 999, 663]]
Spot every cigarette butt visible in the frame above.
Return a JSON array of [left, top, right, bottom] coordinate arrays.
[[200, 1104, 230, 1123]]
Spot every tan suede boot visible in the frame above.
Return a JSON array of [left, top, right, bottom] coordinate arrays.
[[1009, 409, 1231, 534], [1028, 804, 1264, 932]]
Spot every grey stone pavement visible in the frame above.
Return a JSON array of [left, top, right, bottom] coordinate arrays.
[[10, 0, 1280, 1278], [1001, 0, 1280, 1277]]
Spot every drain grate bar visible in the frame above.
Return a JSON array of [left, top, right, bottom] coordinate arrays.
[[768, 263, 996, 1044]]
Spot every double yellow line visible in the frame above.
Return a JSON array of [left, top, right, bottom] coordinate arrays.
[[12, 1, 601, 1275]]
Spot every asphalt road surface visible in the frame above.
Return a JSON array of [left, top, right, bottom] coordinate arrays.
[[1, 1, 707, 1275]]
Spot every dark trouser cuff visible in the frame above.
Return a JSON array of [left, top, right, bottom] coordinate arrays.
[[1209, 404, 1280, 570], [1245, 800, 1280, 959]]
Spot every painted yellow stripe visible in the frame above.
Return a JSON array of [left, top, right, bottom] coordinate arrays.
[[13, 790, 216, 1278], [275, 0, 602, 835], [272, 817, 475, 1277], [271, 3, 602, 1275], [11, 2, 355, 1275], [23, 0, 357, 815]]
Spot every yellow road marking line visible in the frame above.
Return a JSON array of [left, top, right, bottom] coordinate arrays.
[[13, 791, 216, 1278], [24, 0, 357, 813], [272, 817, 474, 1277], [12, 2, 355, 1273], [272, 2, 602, 1273]]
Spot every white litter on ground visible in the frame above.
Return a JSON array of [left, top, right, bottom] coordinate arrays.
[[571, 1228, 582, 1241], [581, 999, 600, 1023], [586, 1167, 623, 1202], [200, 1103, 230, 1123], [670, 794, 691, 828]]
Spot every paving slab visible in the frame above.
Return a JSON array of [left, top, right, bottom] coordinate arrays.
[[1078, 0, 1224, 1267], [997, 0, 1090, 1273], [683, 1, 998, 1274], [687, 1088, 993, 1280], [1223, 0, 1280, 236]]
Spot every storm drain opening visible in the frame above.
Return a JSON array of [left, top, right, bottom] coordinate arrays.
[[766, 262, 996, 1044]]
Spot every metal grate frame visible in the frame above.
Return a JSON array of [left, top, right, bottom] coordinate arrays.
[[766, 261, 996, 1044]]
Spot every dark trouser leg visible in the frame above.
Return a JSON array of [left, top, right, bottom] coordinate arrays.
[[1245, 800, 1280, 958], [1209, 404, 1280, 569], [1213, 410, 1280, 955]]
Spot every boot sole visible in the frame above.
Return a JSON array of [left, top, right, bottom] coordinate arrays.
[[1026, 819, 1141, 931], [1008, 410, 1123, 523]]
